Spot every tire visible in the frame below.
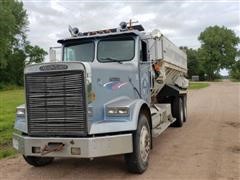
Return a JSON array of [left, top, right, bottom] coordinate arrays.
[[171, 97, 184, 127], [124, 113, 151, 174], [182, 95, 187, 122], [23, 155, 54, 167]]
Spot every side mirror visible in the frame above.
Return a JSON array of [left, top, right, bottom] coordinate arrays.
[[49, 47, 61, 62]]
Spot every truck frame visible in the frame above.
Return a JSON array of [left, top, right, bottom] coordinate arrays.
[[13, 22, 188, 174]]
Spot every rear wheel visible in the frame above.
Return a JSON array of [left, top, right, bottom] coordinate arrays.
[[23, 155, 54, 167], [171, 97, 184, 127], [125, 113, 151, 174]]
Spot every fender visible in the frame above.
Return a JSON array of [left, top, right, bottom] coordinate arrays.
[[131, 99, 151, 130]]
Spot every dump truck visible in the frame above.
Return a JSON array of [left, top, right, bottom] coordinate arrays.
[[13, 21, 188, 174]]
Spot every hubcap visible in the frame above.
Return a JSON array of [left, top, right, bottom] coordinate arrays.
[[140, 126, 151, 162]]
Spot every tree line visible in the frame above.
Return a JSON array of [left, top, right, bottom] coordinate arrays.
[[181, 26, 240, 81], [0, 0, 47, 88]]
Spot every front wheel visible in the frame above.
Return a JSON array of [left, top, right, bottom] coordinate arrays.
[[23, 155, 54, 167], [124, 113, 151, 174]]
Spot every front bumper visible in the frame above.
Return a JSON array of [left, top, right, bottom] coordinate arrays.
[[13, 133, 132, 158]]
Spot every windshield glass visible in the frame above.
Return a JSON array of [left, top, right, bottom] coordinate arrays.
[[97, 37, 135, 62], [64, 41, 94, 62]]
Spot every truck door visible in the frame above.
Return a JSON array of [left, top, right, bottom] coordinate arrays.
[[139, 40, 151, 103]]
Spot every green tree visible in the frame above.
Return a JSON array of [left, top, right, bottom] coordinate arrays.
[[5, 49, 26, 85], [198, 26, 240, 80], [187, 48, 200, 77], [25, 45, 48, 65], [180, 46, 205, 80], [0, 0, 47, 87], [230, 60, 240, 80], [230, 50, 240, 80], [0, 0, 27, 68]]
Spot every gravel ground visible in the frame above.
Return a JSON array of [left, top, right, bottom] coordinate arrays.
[[0, 81, 239, 180]]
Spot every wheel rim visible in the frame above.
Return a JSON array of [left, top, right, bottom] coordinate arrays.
[[140, 125, 151, 162]]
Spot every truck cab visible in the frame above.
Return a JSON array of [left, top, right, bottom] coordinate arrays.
[[13, 22, 188, 174]]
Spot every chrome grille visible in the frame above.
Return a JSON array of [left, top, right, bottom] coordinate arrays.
[[25, 70, 87, 136]]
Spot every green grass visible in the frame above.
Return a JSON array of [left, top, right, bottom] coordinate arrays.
[[0, 89, 24, 159], [230, 79, 240, 82], [189, 82, 209, 90], [0, 84, 23, 91]]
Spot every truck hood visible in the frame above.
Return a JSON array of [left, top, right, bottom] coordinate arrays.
[[82, 62, 139, 123]]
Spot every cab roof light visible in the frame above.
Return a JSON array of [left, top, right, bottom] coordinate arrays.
[[68, 21, 145, 37]]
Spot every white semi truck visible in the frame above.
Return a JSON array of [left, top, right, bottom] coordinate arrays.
[[13, 22, 188, 173]]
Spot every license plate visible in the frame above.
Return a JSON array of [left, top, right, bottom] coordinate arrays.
[[13, 138, 19, 150]]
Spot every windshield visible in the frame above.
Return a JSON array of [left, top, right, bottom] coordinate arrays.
[[97, 37, 135, 62], [64, 41, 94, 62]]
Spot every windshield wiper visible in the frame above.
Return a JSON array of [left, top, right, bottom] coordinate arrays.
[[100, 57, 123, 64]]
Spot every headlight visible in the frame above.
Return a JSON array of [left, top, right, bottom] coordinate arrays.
[[15, 105, 27, 133], [107, 107, 129, 116], [16, 107, 25, 116]]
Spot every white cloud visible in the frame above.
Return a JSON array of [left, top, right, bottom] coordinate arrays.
[[22, 0, 240, 53], [133, 13, 156, 22], [50, 0, 67, 13]]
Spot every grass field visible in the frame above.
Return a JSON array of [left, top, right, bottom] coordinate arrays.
[[189, 82, 209, 89], [0, 89, 24, 159]]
